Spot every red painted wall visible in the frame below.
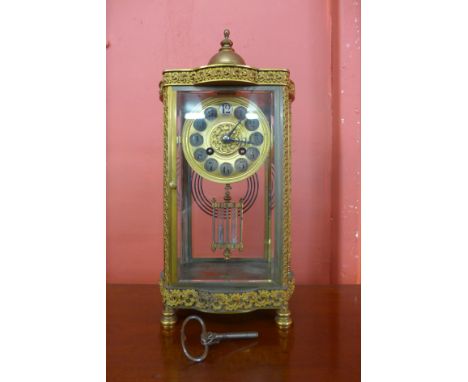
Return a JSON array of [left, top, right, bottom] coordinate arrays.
[[106, 0, 361, 284], [331, 0, 361, 283]]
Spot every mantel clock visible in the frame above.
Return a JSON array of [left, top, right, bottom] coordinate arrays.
[[159, 30, 295, 328]]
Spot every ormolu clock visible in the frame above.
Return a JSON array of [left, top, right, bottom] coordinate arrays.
[[159, 30, 295, 328]]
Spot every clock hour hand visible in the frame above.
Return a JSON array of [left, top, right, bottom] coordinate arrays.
[[224, 137, 250, 145]]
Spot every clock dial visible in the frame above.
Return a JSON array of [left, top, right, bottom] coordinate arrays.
[[182, 96, 271, 183]]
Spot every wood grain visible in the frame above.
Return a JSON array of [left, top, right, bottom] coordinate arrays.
[[107, 285, 360, 382]]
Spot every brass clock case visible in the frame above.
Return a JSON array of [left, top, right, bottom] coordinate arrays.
[[181, 96, 271, 184], [159, 29, 295, 329]]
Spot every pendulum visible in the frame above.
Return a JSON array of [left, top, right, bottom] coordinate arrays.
[[211, 184, 243, 259]]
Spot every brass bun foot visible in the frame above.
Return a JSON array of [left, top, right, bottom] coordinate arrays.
[[160, 306, 177, 328], [275, 306, 292, 329]]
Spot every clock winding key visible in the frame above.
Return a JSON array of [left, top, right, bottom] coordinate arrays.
[[181, 315, 259, 362]]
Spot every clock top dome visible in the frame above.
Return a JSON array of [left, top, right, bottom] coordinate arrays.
[[208, 29, 246, 66]]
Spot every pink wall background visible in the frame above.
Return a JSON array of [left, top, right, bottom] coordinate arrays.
[[107, 0, 361, 285], [331, 0, 361, 283]]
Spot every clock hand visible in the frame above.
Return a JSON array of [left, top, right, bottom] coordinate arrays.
[[227, 118, 245, 138], [225, 137, 250, 145]]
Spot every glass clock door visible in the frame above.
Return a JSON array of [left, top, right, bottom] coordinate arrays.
[[169, 85, 285, 288]]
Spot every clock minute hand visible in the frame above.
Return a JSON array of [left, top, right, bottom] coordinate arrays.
[[227, 119, 244, 138]]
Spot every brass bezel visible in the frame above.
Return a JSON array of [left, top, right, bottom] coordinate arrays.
[[181, 96, 272, 184]]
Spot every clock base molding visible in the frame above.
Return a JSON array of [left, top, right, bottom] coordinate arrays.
[[159, 278, 295, 328]]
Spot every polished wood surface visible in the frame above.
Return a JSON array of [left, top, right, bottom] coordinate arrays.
[[107, 285, 360, 382]]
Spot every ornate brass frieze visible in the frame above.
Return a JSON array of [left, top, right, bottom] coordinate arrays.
[[281, 86, 292, 285], [162, 85, 170, 282], [161, 65, 293, 91], [160, 279, 295, 312]]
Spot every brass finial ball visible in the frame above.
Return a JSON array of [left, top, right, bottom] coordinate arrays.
[[221, 28, 233, 48]]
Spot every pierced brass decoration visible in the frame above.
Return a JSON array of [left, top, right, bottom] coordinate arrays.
[[209, 123, 242, 155], [160, 278, 295, 313], [161, 85, 171, 284], [161, 65, 293, 89], [281, 86, 292, 285]]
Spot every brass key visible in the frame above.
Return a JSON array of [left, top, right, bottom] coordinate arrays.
[[180, 315, 259, 362]]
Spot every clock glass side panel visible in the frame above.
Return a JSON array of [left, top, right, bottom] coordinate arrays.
[[171, 86, 284, 287]]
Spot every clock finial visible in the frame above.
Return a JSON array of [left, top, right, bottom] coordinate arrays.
[[207, 29, 246, 66], [220, 29, 233, 49]]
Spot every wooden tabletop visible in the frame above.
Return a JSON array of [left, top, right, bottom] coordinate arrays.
[[107, 284, 360, 382]]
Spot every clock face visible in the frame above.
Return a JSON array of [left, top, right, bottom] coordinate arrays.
[[181, 96, 271, 183]]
